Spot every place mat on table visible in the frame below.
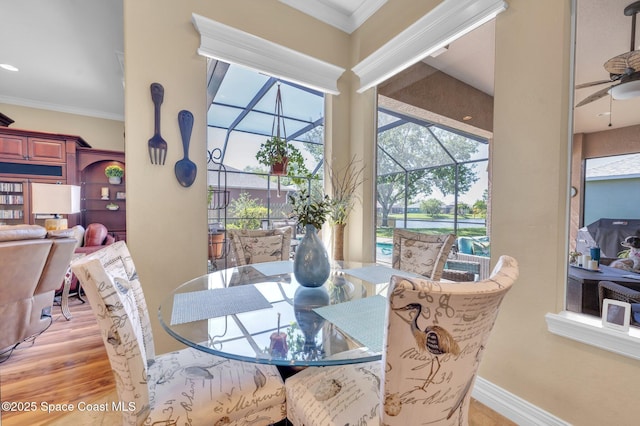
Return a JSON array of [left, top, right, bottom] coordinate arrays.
[[171, 285, 272, 325], [341, 265, 424, 284], [313, 295, 387, 353], [250, 260, 293, 277]]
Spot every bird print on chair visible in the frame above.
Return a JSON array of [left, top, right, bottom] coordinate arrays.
[[394, 302, 460, 392]]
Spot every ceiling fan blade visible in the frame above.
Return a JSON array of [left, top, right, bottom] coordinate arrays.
[[603, 50, 640, 74], [575, 79, 613, 89], [575, 85, 612, 107]]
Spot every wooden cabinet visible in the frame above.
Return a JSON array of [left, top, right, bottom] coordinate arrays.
[[0, 127, 89, 226], [0, 130, 73, 163], [77, 148, 126, 241], [0, 134, 27, 161]]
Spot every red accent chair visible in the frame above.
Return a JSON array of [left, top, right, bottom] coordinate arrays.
[[75, 223, 116, 254]]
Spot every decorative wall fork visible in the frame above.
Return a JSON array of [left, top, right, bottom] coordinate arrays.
[[148, 82, 168, 165]]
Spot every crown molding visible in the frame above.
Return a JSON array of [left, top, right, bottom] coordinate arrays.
[[352, 0, 507, 93], [278, 0, 387, 34], [0, 95, 124, 121], [192, 14, 345, 95]]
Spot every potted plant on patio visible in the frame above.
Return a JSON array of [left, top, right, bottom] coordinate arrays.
[[104, 164, 124, 184]]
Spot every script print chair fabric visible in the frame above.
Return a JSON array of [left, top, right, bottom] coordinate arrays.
[[228, 227, 293, 266], [71, 241, 286, 426], [392, 230, 455, 280], [285, 255, 518, 426]]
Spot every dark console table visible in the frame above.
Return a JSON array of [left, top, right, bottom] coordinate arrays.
[[567, 264, 640, 316]]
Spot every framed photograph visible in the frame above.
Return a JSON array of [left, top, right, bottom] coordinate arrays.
[[116, 191, 126, 200], [602, 299, 631, 332]]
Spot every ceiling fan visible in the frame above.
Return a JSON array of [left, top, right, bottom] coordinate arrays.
[[575, 1, 640, 107]]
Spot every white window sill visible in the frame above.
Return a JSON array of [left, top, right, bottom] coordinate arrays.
[[545, 311, 640, 360]]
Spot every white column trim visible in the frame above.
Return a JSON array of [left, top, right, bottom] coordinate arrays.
[[191, 13, 345, 95], [352, 0, 508, 93]]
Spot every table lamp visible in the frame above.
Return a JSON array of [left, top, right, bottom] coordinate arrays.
[[31, 183, 81, 231]]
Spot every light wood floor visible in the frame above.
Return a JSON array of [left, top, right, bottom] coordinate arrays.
[[0, 298, 515, 425]]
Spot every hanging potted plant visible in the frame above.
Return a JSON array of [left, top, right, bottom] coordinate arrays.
[[255, 136, 307, 177], [105, 164, 124, 184], [255, 82, 309, 178], [289, 189, 331, 287]]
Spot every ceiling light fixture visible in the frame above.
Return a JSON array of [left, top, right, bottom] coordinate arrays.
[[609, 79, 640, 100], [462, 115, 472, 121], [0, 64, 19, 72]]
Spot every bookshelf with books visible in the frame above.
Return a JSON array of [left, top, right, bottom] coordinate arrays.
[[0, 180, 25, 224]]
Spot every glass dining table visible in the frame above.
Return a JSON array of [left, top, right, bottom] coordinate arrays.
[[158, 260, 423, 367]]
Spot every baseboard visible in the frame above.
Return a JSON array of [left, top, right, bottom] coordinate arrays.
[[472, 376, 570, 426]]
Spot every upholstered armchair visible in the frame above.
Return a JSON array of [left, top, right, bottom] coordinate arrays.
[[392, 230, 455, 280], [228, 227, 293, 266], [285, 255, 519, 425], [71, 241, 286, 425], [74, 223, 115, 254], [0, 225, 76, 354]]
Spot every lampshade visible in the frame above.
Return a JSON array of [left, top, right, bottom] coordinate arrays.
[[31, 183, 81, 230]]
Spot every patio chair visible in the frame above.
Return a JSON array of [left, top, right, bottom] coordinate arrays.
[[228, 227, 293, 265], [598, 280, 640, 325], [71, 241, 286, 425], [285, 255, 519, 425], [392, 230, 455, 280]]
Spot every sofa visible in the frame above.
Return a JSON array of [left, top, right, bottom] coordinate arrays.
[[0, 224, 77, 353]]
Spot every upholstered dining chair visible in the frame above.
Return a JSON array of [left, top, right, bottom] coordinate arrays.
[[71, 241, 286, 426], [392, 230, 455, 280], [228, 227, 293, 266], [285, 255, 519, 426]]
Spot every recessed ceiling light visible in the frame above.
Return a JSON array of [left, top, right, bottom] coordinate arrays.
[[462, 115, 472, 121], [0, 64, 19, 72], [597, 112, 611, 117]]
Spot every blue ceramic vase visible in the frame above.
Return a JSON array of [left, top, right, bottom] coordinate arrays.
[[294, 224, 330, 287]]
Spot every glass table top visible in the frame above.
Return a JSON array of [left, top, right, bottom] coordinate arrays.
[[158, 260, 422, 367]]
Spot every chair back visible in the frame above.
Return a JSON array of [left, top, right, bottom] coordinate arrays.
[[71, 241, 155, 425], [228, 227, 292, 265], [382, 255, 518, 425], [392, 230, 455, 280], [598, 280, 640, 325]]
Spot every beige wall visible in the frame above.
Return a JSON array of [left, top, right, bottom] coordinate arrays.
[[0, 103, 124, 150], [123, 0, 639, 424], [488, 1, 638, 425]]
